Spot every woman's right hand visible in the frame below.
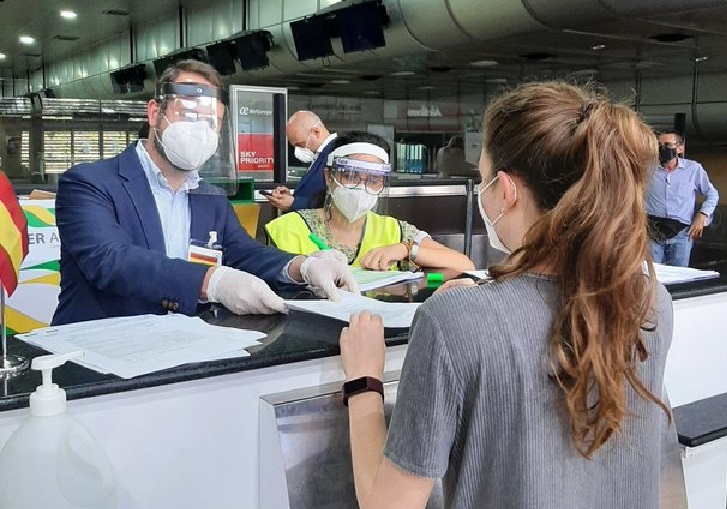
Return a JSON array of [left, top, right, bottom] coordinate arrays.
[[433, 278, 476, 295]]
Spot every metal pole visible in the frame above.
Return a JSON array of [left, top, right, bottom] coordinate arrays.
[[464, 178, 474, 257], [0, 285, 29, 377]]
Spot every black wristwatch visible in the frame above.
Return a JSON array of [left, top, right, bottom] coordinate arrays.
[[342, 376, 384, 406], [699, 211, 709, 218]]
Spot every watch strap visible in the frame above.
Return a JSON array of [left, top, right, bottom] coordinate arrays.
[[342, 376, 384, 406]]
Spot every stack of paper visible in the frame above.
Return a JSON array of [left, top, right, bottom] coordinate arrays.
[[353, 268, 424, 291], [285, 292, 420, 328], [17, 314, 265, 379], [651, 263, 720, 285]]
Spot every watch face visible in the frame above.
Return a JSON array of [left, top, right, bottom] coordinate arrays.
[[345, 377, 369, 394]]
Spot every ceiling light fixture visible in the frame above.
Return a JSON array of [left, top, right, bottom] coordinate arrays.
[[418, 85, 436, 90], [330, 79, 350, 84], [470, 60, 499, 66], [694, 56, 709, 63], [0, 53, 6, 60], [60, 10, 77, 19], [591, 44, 606, 51], [19, 36, 35, 45], [391, 70, 415, 76]]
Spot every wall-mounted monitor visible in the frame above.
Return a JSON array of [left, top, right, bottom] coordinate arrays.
[[290, 15, 334, 61], [111, 64, 147, 94], [335, 1, 386, 53], [206, 41, 237, 76], [153, 49, 208, 78], [234, 32, 272, 71]]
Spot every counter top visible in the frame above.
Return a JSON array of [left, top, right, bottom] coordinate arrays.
[[668, 261, 727, 301], [0, 267, 725, 413]]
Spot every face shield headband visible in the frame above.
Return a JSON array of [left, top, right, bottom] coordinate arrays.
[[155, 81, 229, 106], [326, 142, 390, 166]]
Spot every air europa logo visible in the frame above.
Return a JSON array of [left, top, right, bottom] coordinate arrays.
[[23, 206, 56, 227]]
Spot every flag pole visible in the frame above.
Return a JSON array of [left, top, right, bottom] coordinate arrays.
[[0, 285, 28, 377]]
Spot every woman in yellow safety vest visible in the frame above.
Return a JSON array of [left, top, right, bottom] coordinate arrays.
[[265, 132, 475, 272]]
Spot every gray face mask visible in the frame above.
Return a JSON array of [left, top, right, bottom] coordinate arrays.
[[478, 175, 516, 254]]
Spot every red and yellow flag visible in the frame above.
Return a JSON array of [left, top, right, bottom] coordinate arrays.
[[0, 171, 28, 296]]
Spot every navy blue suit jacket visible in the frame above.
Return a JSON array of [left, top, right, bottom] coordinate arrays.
[[52, 144, 295, 325], [290, 141, 336, 211]]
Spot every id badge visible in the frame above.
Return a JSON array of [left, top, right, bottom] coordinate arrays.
[[188, 244, 222, 267], [188, 231, 223, 267]]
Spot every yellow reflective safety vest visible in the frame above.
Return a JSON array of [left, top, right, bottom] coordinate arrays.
[[265, 211, 402, 268]]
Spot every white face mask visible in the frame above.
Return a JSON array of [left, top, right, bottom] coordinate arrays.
[[478, 175, 516, 254], [294, 146, 316, 164], [293, 120, 322, 164], [158, 117, 219, 171], [332, 184, 378, 223]]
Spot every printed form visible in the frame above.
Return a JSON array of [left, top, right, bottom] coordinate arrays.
[[17, 314, 264, 379], [285, 292, 420, 328], [353, 268, 424, 291]]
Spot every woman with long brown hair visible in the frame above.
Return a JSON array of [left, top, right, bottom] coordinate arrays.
[[338, 82, 673, 509]]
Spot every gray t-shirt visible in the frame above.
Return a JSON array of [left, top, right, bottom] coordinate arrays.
[[385, 274, 673, 509]]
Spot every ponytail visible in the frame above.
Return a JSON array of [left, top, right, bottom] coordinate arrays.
[[485, 82, 669, 458]]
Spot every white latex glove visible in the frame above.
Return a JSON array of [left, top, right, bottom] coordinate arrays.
[[206, 266, 285, 315], [300, 256, 359, 301], [309, 248, 349, 265]]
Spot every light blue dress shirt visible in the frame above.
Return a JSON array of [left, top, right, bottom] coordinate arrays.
[[136, 141, 299, 284], [645, 157, 719, 225], [136, 141, 200, 259]]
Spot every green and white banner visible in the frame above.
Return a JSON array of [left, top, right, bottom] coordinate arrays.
[[6, 199, 60, 333]]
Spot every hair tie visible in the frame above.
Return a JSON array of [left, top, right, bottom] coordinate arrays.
[[579, 101, 600, 124]]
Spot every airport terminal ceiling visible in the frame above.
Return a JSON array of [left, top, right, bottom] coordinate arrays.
[[2, 1, 727, 136]]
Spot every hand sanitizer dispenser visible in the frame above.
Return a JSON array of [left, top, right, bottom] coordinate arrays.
[[0, 351, 117, 508]]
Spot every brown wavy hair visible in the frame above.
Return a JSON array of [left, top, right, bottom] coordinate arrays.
[[484, 82, 669, 458]]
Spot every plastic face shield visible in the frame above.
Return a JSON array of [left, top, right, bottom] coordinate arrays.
[[156, 81, 237, 196], [329, 157, 390, 196]]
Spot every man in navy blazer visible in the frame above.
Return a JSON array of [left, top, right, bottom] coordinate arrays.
[[266, 111, 337, 211], [52, 61, 357, 325]]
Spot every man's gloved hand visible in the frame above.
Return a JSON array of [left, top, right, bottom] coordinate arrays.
[[300, 256, 359, 301], [206, 266, 285, 315], [308, 248, 349, 265]]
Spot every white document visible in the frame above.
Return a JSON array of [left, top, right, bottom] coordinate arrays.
[[17, 314, 265, 379], [284, 292, 420, 328], [465, 269, 490, 280], [468, 266, 720, 285], [353, 268, 424, 291], [651, 263, 720, 285]]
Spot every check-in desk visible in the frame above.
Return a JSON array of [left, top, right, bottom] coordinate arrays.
[[0, 271, 723, 508]]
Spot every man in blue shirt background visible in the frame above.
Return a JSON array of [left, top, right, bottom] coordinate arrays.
[[266, 111, 337, 212], [646, 130, 720, 267]]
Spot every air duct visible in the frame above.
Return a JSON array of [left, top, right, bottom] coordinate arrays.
[[603, 70, 727, 145], [241, 0, 725, 79], [51, 0, 727, 100]]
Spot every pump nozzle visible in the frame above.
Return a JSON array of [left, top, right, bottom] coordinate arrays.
[[29, 351, 84, 417]]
